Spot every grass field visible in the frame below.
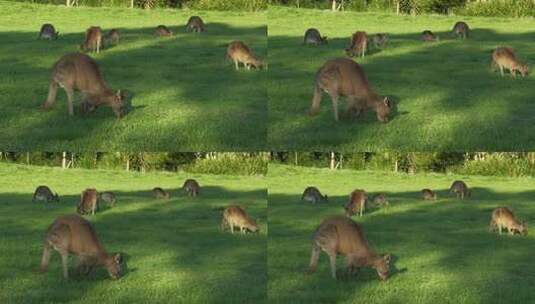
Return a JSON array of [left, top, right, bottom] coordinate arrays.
[[0, 1, 267, 151], [268, 164, 535, 303], [268, 7, 535, 151], [0, 163, 267, 303]]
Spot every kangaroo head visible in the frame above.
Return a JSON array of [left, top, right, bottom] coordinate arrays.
[[518, 64, 530, 77], [246, 218, 259, 232], [373, 254, 391, 281], [323, 194, 328, 202], [53, 193, 60, 202], [519, 222, 528, 236], [375, 97, 392, 123], [104, 253, 125, 280], [108, 90, 131, 118], [321, 36, 328, 44]]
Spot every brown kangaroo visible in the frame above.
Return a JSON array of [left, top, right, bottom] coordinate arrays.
[[226, 41, 266, 70], [186, 16, 205, 33], [220, 205, 259, 234], [421, 189, 437, 200], [449, 180, 471, 200], [38, 23, 59, 40], [80, 26, 102, 53], [346, 31, 367, 58], [155, 25, 173, 37], [344, 189, 367, 217], [308, 216, 391, 280], [301, 186, 328, 204], [153, 187, 170, 199], [371, 33, 388, 49], [309, 58, 392, 122], [489, 207, 528, 236], [33, 185, 59, 203], [77, 188, 98, 215], [42, 53, 128, 117], [182, 179, 200, 197], [452, 21, 469, 39], [304, 28, 328, 45], [492, 47, 530, 78], [103, 29, 120, 47], [98, 191, 117, 207], [372, 193, 389, 207], [39, 214, 124, 280], [421, 30, 439, 42]]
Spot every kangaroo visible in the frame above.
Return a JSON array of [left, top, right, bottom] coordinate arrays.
[[227, 41, 266, 70], [346, 31, 367, 58], [38, 23, 59, 40], [77, 189, 98, 215], [42, 53, 128, 118], [371, 33, 388, 49], [186, 16, 205, 33], [452, 21, 470, 39], [344, 189, 367, 217], [309, 58, 392, 122], [372, 193, 389, 207], [182, 179, 200, 197], [155, 25, 173, 37], [103, 29, 120, 47], [301, 186, 328, 204], [421, 189, 437, 200], [421, 30, 439, 42], [220, 205, 259, 234], [98, 191, 117, 207], [33, 185, 59, 203], [303, 28, 328, 45], [152, 187, 170, 199], [80, 26, 102, 53], [39, 214, 124, 280], [308, 216, 391, 280], [489, 207, 528, 236], [449, 180, 471, 200], [491, 47, 530, 78]]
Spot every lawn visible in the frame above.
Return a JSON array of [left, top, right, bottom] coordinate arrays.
[[268, 164, 535, 303], [0, 1, 267, 151], [267, 6, 535, 151], [0, 163, 267, 303]]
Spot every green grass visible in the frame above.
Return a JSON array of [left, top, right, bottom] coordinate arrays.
[[0, 1, 267, 151], [268, 164, 535, 303], [267, 6, 535, 151], [0, 163, 267, 303]]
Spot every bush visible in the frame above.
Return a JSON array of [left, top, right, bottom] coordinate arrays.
[[458, 0, 535, 17], [183, 153, 268, 175], [187, 0, 267, 11]]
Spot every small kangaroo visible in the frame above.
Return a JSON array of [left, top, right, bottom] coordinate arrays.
[[309, 58, 392, 122], [182, 179, 200, 197], [186, 16, 205, 33], [155, 25, 173, 37], [452, 21, 470, 39], [153, 187, 170, 199], [421, 189, 437, 200], [308, 216, 391, 280], [301, 186, 328, 204], [421, 30, 439, 42], [42, 53, 128, 118], [449, 180, 471, 200], [227, 41, 266, 71], [220, 205, 259, 234], [491, 47, 530, 78], [303, 28, 328, 45], [98, 191, 117, 207], [346, 31, 368, 58], [103, 29, 120, 47], [38, 24, 59, 40], [39, 214, 125, 280], [77, 189, 98, 215], [372, 193, 389, 207], [80, 26, 103, 54], [489, 207, 528, 236], [33, 185, 59, 203], [344, 189, 367, 217], [371, 33, 388, 49]]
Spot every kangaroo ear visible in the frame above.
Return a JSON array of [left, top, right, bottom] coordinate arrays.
[[384, 254, 391, 265], [116, 90, 122, 99], [383, 97, 391, 107], [114, 253, 123, 264]]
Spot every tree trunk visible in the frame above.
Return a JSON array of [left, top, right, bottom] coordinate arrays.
[[396, 1, 400, 15], [62, 152, 67, 169], [332, 0, 337, 11], [330, 152, 336, 170], [131, 0, 134, 8]]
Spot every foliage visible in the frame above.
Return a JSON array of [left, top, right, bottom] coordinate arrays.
[[457, 0, 535, 17]]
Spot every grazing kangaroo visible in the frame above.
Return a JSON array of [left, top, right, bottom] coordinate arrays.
[[98, 191, 117, 207], [39, 214, 124, 280], [103, 29, 120, 47], [421, 189, 437, 200], [42, 53, 128, 118], [182, 179, 200, 197], [371, 33, 388, 49], [226, 41, 266, 70], [155, 25, 173, 37], [220, 205, 259, 234], [421, 30, 439, 42], [344, 189, 367, 217], [303, 28, 328, 45], [452, 21, 470, 39], [449, 180, 471, 199], [309, 58, 392, 122], [77, 189, 98, 215], [38, 24, 59, 40], [308, 216, 391, 280], [186, 16, 205, 33], [372, 193, 389, 207], [152, 187, 170, 199], [491, 47, 530, 78], [80, 26, 102, 54], [489, 207, 528, 236], [301, 186, 328, 204], [33, 185, 59, 203], [346, 31, 368, 58]]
